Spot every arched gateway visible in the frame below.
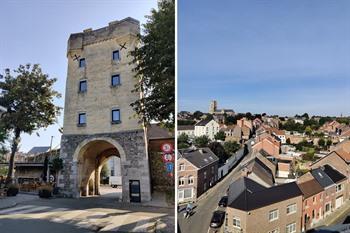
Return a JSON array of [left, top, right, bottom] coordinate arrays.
[[58, 18, 151, 202]]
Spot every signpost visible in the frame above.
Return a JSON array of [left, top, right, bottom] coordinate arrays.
[[161, 143, 174, 177]]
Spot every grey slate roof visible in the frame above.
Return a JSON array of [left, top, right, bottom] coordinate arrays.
[[182, 148, 219, 169], [228, 177, 302, 211], [195, 119, 212, 126], [323, 165, 346, 184], [311, 168, 335, 188], [27, 146, 51, 155], [178, 125, 195, 131], [147, 123, 174, 140]]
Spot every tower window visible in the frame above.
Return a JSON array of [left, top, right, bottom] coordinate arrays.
[[112, 50, 120, 61], [79, 80, 87, 92], [111, 75, 120, 86], [78, 113, 86, 126], [112, 109, 121, 124], [79, 58, 86, 68]]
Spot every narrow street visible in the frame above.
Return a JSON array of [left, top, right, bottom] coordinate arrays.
[[178, 140, 254, 233]]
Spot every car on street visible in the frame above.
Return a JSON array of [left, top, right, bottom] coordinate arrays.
[[210, 210, 225, 228], [218, 196, 228, 207]]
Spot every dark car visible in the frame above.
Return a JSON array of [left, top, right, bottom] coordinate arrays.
[[210, 210, 225, 228], [218, 196, 228, 207]]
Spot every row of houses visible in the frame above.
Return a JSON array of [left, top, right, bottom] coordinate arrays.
[[224, 139, 350, 233]]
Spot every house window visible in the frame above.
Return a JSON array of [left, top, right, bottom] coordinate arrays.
[[268, 209, 279, 222], [79, 58, 86, 68], [268, 229, 279, 233], [211, 166, 214, 174], [312, 210, 315, 219], [286, 203, 297, 215], [188, 176, 194, 184], [184, 188, 192, 199], [179, 163, 185, 171], [233, 217, 241, 228], [179, 177, 185, 186], [204, 171, 207, 179], [286, 222, 296, 233], [78, 113, 86, 126], [112, 50, 120, 60], [336, 184, 343, 192], [111, 109, 121, 123], [111, 74, 120, 86], [325, 203, 331, 212], [79, 80, 87, 92], [313, 196, 316, 203]]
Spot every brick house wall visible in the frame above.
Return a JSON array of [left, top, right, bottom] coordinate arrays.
[[177, 158, 198, 202], [302, 191, 325, 231]]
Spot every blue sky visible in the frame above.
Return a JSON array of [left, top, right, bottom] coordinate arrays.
[[0, 0, 157, 152], [178, 0, 350, 116]]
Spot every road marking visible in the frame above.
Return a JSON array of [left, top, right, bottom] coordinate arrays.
[[0, 205, 34, 214], [10, 206, 51, 215], [51, 210, 88, 223], [131, 217, 153, 232], [98, 214, 129, 232]]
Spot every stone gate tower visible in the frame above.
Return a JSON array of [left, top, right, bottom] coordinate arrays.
[[58, 17, 151, 202]]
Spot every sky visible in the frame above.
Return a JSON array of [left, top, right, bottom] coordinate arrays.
[[178, 0, 350, 117], [0, 0, 157, 152]]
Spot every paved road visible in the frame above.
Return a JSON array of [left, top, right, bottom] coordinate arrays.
[[0, 195, 174, 233], [178, 139, 255, 233]]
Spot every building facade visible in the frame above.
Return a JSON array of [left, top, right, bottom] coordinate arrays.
[[194, 119, 220, 140], [58, 18, 151, 202]]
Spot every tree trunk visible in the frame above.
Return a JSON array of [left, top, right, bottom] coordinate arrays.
[[6, 128, 20, 184]]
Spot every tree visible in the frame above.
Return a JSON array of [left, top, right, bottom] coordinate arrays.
[[208, 142, 227, 164], [223, 141, 240, 155], [194, 135, 210, 148], [302, 113, 309, 119], [305, 126, 312, 136], [318, 138, 326, 148], [286, 138, 291, 144], [0, 64, 61, 183], [130, 0, 175, 129], [214, 131, 226, 141], [178, 133, 190, 149], [326, 139, 332, 148], [51, 156, 63, 185], [192, 111, 203, 120]]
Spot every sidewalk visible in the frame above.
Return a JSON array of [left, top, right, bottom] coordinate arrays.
[[0, 193, 39, 210], [313, 200, 350, 228]]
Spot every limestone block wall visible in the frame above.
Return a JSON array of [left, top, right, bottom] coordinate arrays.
[[59, 129, 151, 202]]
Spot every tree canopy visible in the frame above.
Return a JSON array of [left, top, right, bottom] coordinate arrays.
[[130, 0, 175, 129], [0, 64, 61, 182]]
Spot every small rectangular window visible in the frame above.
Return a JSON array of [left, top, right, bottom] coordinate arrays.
[[79, 80, 87, 92], [112, 50, 120, 61], [269, 209, 279, 221], [79, 58, 86, 68], [112, 109, 120, 123], [111, 75, 120, 86], [78, 113, 86, 125]]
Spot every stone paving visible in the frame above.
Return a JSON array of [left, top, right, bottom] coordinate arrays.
[[0, 193, 39, 209]]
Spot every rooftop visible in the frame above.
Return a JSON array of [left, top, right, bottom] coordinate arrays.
[[181, 148, 219, 169]]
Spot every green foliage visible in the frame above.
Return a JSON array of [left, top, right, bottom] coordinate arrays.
[[130, 0, 175, 129], [302, 113, 309, 119], [319, 117, 333, 126], [100, 164, 109, 179], [223, 141, 240, 155], [0, 64, 61, 182], [326, 139, 332, 147], [208, 142, 228, 164], [318, 138, 326, 147], [194, 135, 210, 148], [302, 148, 315, 161], [192, 111, 203, 120], [214, 131, 226, 141], [305, 126, 312, 136], [177, 120, 195, 125], [51, 156, 63, 173], [178, 133, 190, 149]]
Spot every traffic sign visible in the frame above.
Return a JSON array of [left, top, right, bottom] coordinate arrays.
[[161, 143, 173, 153]]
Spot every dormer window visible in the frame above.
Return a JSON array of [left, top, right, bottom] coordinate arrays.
[[112, 50, 120, 61], [79, 58, 86, 68]]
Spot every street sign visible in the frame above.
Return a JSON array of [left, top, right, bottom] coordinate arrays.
[[161, 143, 173, 153], [162, 153, 174, 162], [165, 162, 174, 173]]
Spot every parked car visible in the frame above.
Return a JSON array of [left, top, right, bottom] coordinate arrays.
[[210, 210, 225, 228], [218, 196, 228, 207]]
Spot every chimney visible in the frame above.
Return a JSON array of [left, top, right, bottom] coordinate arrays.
[[83, 28, 92, 33]]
